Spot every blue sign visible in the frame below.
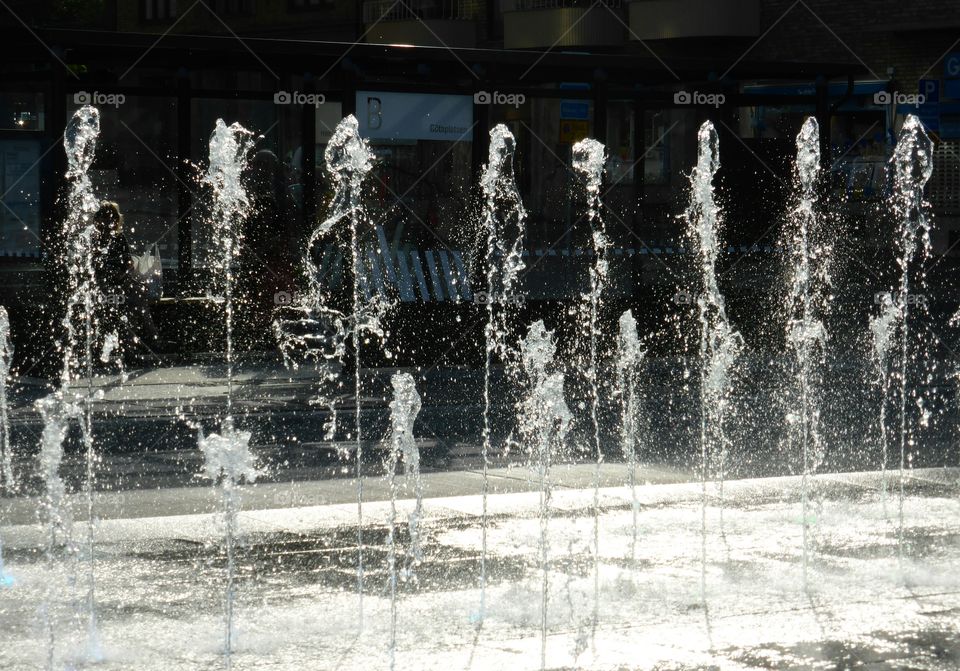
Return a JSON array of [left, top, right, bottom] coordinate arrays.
[[939, 102, 960, 139], [946, 79, 960, 100], [920, 79, 940, 103], [560, 100, 590, 120], [916, 108, 940, 133], [945, 53, 960, 79], [941, 116, 960, 139]]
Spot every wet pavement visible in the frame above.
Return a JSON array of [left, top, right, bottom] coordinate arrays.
[[1, 466, 958, 670]]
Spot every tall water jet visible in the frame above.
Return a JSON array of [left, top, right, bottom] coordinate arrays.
[[870, 293, 897, 507], [518, 320, 572, 670], [322, 115, 383, 626], [0, 307, 14, 589], [888, 115, 934, 560], [478, 123, 527, 618], [199, 427, 259, 668], [571, 137, 608, 642], [784, 117, 831, 585], [204, 119, 256, 417], [684, 121, 742, 598], [0, 307, 13, 492], [615, 309, 645, 562], [36, 394, 73, 668], [385, 372, 422, 671], [50, 104, 104, 661], [202, 119, 257, 668]]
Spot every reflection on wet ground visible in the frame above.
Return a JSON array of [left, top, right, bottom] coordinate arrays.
[[1, 469, 958, 670]]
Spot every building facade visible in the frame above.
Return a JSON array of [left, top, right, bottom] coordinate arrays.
[[0, 0, 956, 364]]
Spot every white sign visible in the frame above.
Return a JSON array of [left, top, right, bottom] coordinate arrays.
[[356, 91, 473, 142]]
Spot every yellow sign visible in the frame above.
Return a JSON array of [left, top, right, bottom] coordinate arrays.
[[559, 120, 589, 144]]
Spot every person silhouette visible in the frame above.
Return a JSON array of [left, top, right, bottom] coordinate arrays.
[[92, 201, 162, 362]]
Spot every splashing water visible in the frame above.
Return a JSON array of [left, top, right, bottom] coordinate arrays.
[[615, 309, 645, 562], [571, 136, 608, 644], [202, 118, 259, 669], [321, 115, 385, 627], [199, 427, 259, 484], [784, 117, 831, 585], [386, 372, 422, 671], [684, 121, 743, 599], [42, 104, 106, 664], [888, 115, 934, 561], [273, 119, 377, 443], [478, 123, 527, 619], [35, 393, 74, 667], [393, 374, 424, 577], [64, 106, 103, 513], [519, 320, 572, 670], [0, 307, 13, 492], [60, 105, 101, 385], [204, 119, 256, 416], [0, 307, 14, 589], [870, 292, 898, 507], [199, 426, 259, 668]]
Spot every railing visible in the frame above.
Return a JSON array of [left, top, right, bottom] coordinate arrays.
[[502, 0, 623, 10], [362, 0, 473, 23]]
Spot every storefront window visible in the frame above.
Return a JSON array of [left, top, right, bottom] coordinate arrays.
[[1, 92, 45, 131], [358, 91, 473, 276], [191, 97, 284, 278], [66, 95, 179, 275], [0, 137, 43, 257]]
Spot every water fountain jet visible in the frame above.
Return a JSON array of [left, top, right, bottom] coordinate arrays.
[[615, 309, 645, 562], [683, 121, 743, 599], [478, 123, 527, 619], [571, 136, 608, 643], [39, 104, 106, 664], [519, 320, 572, 670], [202, 118, 258, 668], [323, 115, 386, 628], [784, 117, 831, 585], [386, 371, 422, 670], [0, 306, 14, 589], [887, 114, 934, 561]]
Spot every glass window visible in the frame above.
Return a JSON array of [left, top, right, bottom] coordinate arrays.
[[643, 110, 672, 186], [0, 138, 43, 257], [606, 100, 635, 187], [66, 94, 180, 275], [191, 97, 284, 277], [0, 92, 45, 132], [143, 0, 179, 21], [210, 0, 256, 17]]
